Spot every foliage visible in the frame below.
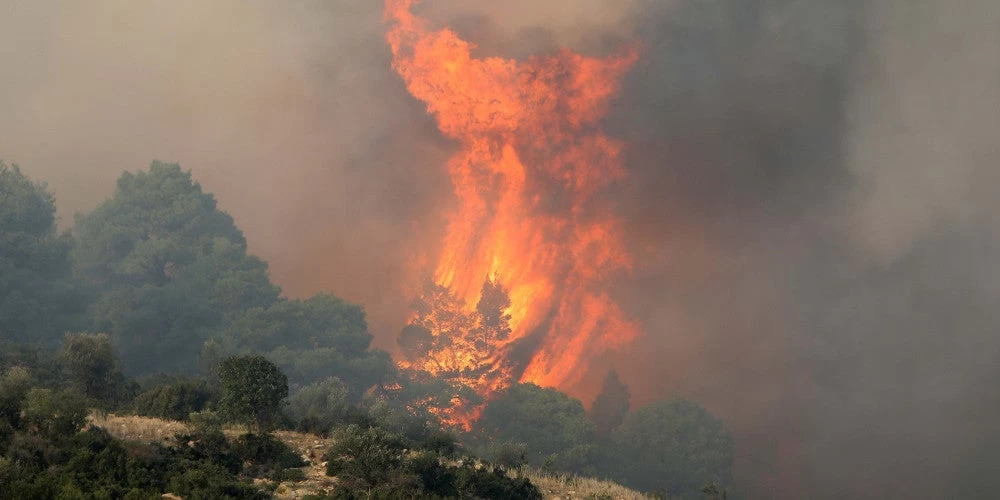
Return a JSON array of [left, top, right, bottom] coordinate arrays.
[[591, 369, 631, 436], [488, 440, 529, 473], [611, 399, 734, 498], [363, 398, 436, 443], [452, 465, 542, 500], [20, 388, 89, 439], [133, 377, 216, 421], [58, 332, 128, 406], [325, 424, 542, 499], [0, 367, 31, 428], [73, 161, 280, 375], [418, 429, 459, 458], [219, 294, 393, 392], [325, 424, 409, 487], [286, 377, 350, 435], [0, 342, 61, 388], [0, 161, 85, 346], [217, 355, 288, 433], [0, 423, 268, 500], [475, 383, 600, 474], [231, 432, 306, 478]]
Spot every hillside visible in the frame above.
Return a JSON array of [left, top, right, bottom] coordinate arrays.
[[88, 413, 646, 499]]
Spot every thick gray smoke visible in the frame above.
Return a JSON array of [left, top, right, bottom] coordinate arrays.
[[2, 1, 999, 497]]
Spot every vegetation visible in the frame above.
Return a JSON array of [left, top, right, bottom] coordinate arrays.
[[0, 161, 734, 498], [132, 376, 217, 421], [590, 369, 631, 436], [0, 162, 83, 347], [474, 383, 600, 474], [218, 355, 288, 433], [611, 400, 734, 498]]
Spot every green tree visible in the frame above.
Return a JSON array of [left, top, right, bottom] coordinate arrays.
[[0, 161, 84, 345], [612, 399, 733, 498], [218, 294, 392, 393], [474, 383, 600, 474], [73, 161, 280, 374], [0, 366, 31, 443], [590, 369, 631, 435], [58, 333, 126, 405], [20, 388, 89, 438], [217, 355, 288, 433]]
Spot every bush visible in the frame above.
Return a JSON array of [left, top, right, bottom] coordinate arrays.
[[0, 367, 31, 429], [488, 441, 528, 473], [364, 399, 434, 443], [286, 377, 349, 435], [188, 410, 224, 435], [325, 425, 408, 487], [406, 451, 457, 496], [58, 332, 127, 407], [232, 433, 305, 471], [133, 377, 216, 421], [167, 462, 269, 500], [419, 429, 459, 458], [453, 464, 542, 499], [20, 388, 89, 439], [173, 428, 242, 475]]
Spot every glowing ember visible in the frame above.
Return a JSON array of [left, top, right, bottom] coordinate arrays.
[[385, 0, 640, 426]]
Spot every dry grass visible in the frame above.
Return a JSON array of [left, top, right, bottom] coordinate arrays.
[[524, 469, 647, 500], [87, 413, 190, 444]]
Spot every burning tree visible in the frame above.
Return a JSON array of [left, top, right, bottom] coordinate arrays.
[[386, 0, 641, 423]]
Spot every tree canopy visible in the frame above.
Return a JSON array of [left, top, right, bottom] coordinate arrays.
[[58, 332, 126, 406], [0, 161, 83, 345], [474, 383, 599, 474], [73, 162, 280, 374], [218, 294, 392, 393], [217, 355, 288, 433], [612, 399, 734, 498]]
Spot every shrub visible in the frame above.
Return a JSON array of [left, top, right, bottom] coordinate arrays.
[[231, 433, 305, 471], [0, 367, 31, 429], [133, 378, 216, 421], [286, 377, 349, 435], [419, 429, 459, 458], [488, 441, 528, 473], [58, 332, 127, 407], [406, 451, 457, 496], [20, 388, 89, 438], [453, 464, 542, 499], [166, 462, 269, 500], [325, 425, 408, 487]]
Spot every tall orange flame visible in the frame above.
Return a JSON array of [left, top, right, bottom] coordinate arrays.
[[385, 0, 640, 420]]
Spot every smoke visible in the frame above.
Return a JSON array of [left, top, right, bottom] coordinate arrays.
[[0, 0, 455, 349], [597, 0, 1000, 497], [3, 0, 999, 497]]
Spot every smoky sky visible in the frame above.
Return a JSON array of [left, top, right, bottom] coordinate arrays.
[[3, 0, 999, 498]]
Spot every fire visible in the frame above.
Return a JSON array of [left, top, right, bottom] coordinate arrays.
[[385, 0, 640, 425]]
